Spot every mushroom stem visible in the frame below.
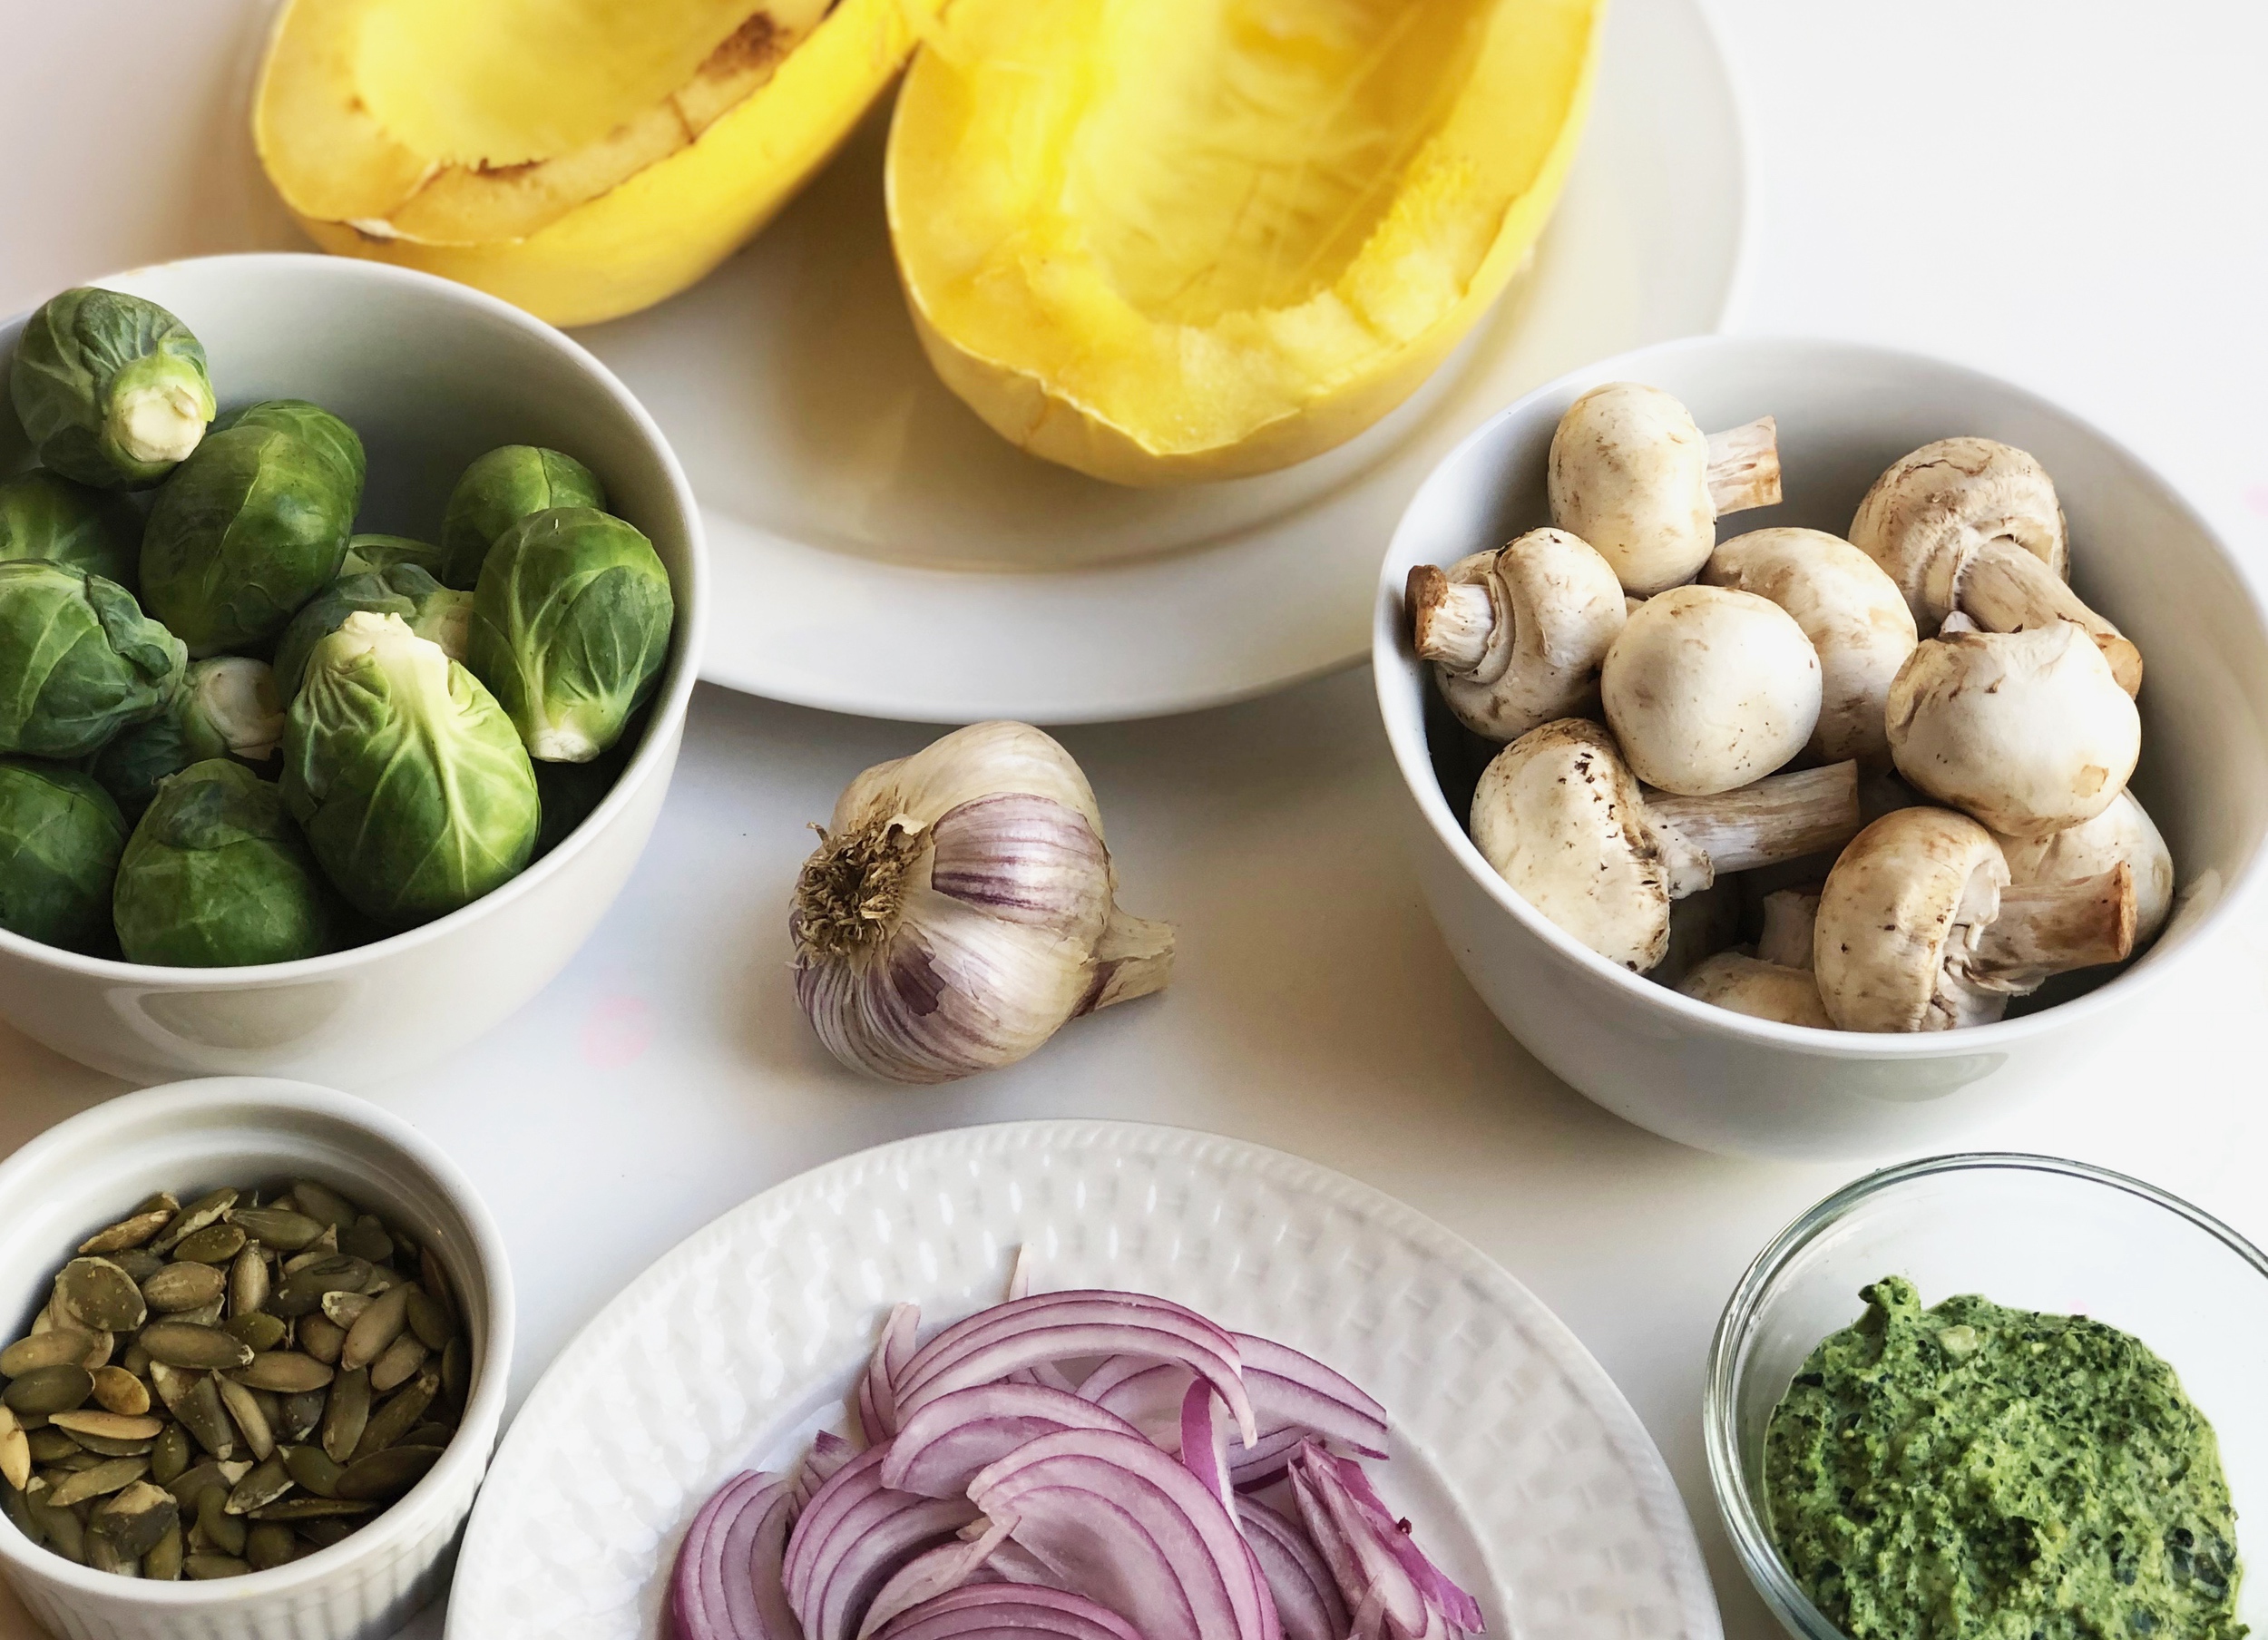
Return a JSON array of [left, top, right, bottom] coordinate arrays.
[[1645, 762, 1862, 893], [1958, 539, 2143, 695], [1970, 864, 2137, 988], [1704, 416, 1783, 515], [1407, 564, 1497, 670], [1755, 887, 1820, 971]]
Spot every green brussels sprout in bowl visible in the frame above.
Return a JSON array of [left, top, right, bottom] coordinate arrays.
[[469, 506, 673, 764], [140, 414, 362, 655], [284, 611, 541, 929], [274, 563, 472, 704], [0, 759, 129, 954], [112, 760, 334, 966], [7, 288, 216, 489], [342, 532, 447, 578], [440, 444, 606, 589], [0, 561, 185, 759], [219, 397, 367, 497], [0, 470, 142, 589], [87, 656, 286, 820]]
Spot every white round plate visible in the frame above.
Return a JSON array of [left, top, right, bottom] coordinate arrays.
[[445, 1120, 1719, 1640], [574, 0, 1748, 723]]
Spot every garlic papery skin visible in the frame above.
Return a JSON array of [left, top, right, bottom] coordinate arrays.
[[791, 721, 1174, 1084]]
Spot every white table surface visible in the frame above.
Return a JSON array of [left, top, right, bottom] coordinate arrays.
[[6, 4, 2268, 1637]]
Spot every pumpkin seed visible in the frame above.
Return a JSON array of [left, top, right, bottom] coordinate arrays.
[[91, 1480, 176, 1557], [233, 1352, 333, 1395], [176, 1299, 227, 1329], [230, 1207, 325, 1253], [193, 1478, 246, 1556], [171, 1223, 247, 1265], [109, 1248, 164, 1284], [369, 1335, 429, 1395], [351, 1372, 435, 1462], [402, 1421, 457, 1450], [224, 1313, 288, 1354], [142, 1261, 228, 1313], [83, 1528, 134, 1576], [5, 1365, 93, 1417], [318, 1290, 371, 1330], [341, 1283, 411, 1372], [0, 1330, 97, 1377], [270, 1256, 372, 1319], [55, 1259, 146, 1333], [139, 1323, 253, 1372], [283, 1443, 343, 1498], [340, 1215, 396, 1264], [215, 1378, 274, 1462], [183, 1553, 249, 1579], [150, 1423, 191, 1487], [89, 1365, 150, 1417], [295, 1517, 357, 1548], [120, 1341, 151, 1376], [41, 1496, 85, 1563], [290, 1180, 357, 1233], [53, 1411, 165, 1444], [76, 1208, 171, 1257], [419, 1248, 457, 1325], [152, 1189, 236, 1254], [45, 1457, 147, 1508], [224, 1453, 291, 1515], [249, 1495, 373, 1521], [144, 1521, 184, 1580], [25, 1428, 78, 1465], [279, 1389, 327, 1444], [319, 1369, 369, 1465], [404, 1287, 451, 1352], [228, 1245, 269, 1319], [246, 1519, 298, 1570], [299, 1314, 346, 1365], [4, 1479, 45, 1547], [177, 1375, 238, 1460], [167, 1457, 246, 1509], [65, 1430, 153, 1459], [335, 1444, 441, 1502], [0, 1409, 27, 1491]]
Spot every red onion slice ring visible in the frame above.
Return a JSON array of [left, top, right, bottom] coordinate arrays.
[[1084, 1334, 1387, 1487], [884, 1382, 1144, 1498], [1289, 1442, 1481, 1637], [670, 1470, 798, 1640], [785, 1448, 982, 1640], [857, 1516, 1015, 1638], [860, 1303, 922, 1446], [1237, 1495, 1349, 1640], [969, 1429, 1272, 1640], [874, 1584, 1149, 1640]]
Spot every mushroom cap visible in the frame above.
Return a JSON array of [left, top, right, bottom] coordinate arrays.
[[1994, 789, 2175, 948], [1548, 382, 1716, 597], [1813, 807, 2011, 1032], [1469, 718, 1672, 971], [1702, 528, 1918, 765], [1433, 529, 1628, 742], [1848, 437, 2069, 626], [1886, 622, 2140, 838], [1600, 584, 1823, 796], [1677, 951, 1833, 1029]]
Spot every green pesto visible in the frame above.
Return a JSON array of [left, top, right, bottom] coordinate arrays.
[[1765, 1277, 2245, 1640]]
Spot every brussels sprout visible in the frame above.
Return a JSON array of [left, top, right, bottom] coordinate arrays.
[[112, 760, 332, 966], [7, 288, 216, 489], [341, 533, 446, 578], [87, 657, 285, 820], [469, 507, 670, 763], [282, 611, 540, 928], [0, 757, 128, 952], [272, 565, 472, 704], [0, 561, 184, 758], [440, 445, 606, 589], [0, 470, 142, 588], [139, 423, 357, 655], [216, 400, 366, 498]]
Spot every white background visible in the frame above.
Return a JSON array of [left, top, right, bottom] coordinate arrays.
[[4, 4, 2268, 1636]]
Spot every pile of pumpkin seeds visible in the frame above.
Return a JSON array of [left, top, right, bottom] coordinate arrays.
[[0, 1178, 471, 1579]]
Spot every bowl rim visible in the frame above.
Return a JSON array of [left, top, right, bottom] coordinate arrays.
[[0, 1075, 515, 1607], [1372, 329, 2268, 1059], [0, 250, 710, 987], [1702, 1149, 2268, 1640]]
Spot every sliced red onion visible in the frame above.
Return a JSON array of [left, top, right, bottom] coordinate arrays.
[[857, 1516, 1014, 1638], [670, 1470, 798, 1640], [1289, 1442, 1481, 1637], [894, 1293, 1255, 1444], [860, 1303, 923, 1447], [969, 1429, 1271, 1640], [874, 1584, 1148, 1640], [1237, 1495, 1349, 1640], [1008, 1247, 1037, 1302], [1084, 1335, 1386, 1488], [1177, 1381, 1233, 1517], [785, 1447, 982, 1640], [1081, 1358, 1186, 1449], [797, 1430, 860, 1518], [883, 1381, 1143, 1498]]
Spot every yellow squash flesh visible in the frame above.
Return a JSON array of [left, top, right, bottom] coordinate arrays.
[[255, 0, 940, 326], [886, 0, 1604, 486]]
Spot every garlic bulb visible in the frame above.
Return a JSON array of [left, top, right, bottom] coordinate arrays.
[[791, 721, 1174, 1084]]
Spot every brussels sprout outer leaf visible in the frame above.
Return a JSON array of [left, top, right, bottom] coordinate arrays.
[[469, 507, 671, 764], [112, 760, 332, 967], [273, 567, 471, 703], [341, 534, 446, 579], [139, 423, 357, 655], [0, 757, 128, 952], [0, 471, 142, 589], [216, 401, 367, 501], [7, 288, 216, 489], [439, 446, 606, 589], [282, 613, 540, 928], [0, 561, 184, 759], [86, 657, 282, 821]]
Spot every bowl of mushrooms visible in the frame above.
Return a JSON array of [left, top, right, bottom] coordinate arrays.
[[1374, 335, 2268, 1160]]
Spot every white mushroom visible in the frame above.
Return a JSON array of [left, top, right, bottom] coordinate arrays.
[[1654, 879, 1741, 989], [1548, 383, 1783, 597], [1993, 789, 2175, 949], [1469, 718, 1862, 971], [1701, 528, 1918, 765], [1849, 437, 2140, 695], [1677, 952, 1832, 1029], [1600, 585, 1823, 796], [1813, 808, 2136, 1032], [1407, 529, 1628, 741], [1885, 622, 2141, 838], [1755, 886, 1820, 971]]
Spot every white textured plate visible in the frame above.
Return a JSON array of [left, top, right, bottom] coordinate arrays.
[[445, 1121, 1719, 1640], [575, 0, 1748, 723]]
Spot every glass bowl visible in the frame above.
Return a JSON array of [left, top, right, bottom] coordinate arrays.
[[1706, 1153, 2268, 1638]]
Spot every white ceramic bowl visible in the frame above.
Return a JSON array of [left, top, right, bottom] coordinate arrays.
[[0, 1077, 513, 1640], [1374, 335, 2268, 1160], [0, 253, 707, 1086]]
